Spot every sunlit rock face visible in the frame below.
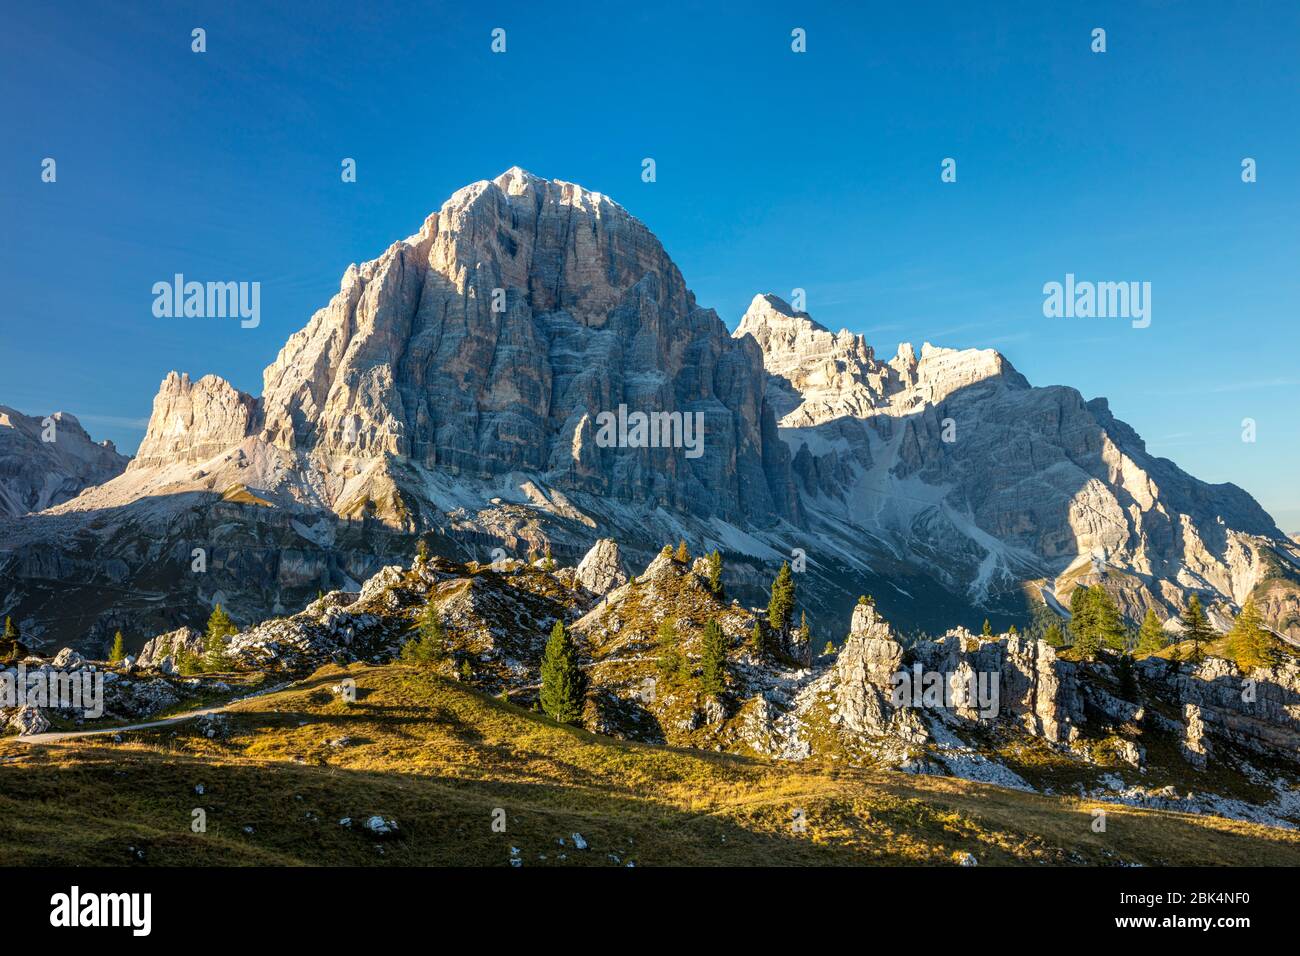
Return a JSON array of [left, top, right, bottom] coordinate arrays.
[[255, 168, 798, 526], [0, 406, 128, 517], [735, 292, 1290, 620]]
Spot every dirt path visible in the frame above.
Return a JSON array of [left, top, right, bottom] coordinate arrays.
[[15, 681, 295, 745]]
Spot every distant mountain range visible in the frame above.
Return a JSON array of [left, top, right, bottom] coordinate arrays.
[[2, 168, 1298, 651]]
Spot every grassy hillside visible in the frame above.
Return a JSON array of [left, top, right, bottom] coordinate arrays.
[[0, 664, 1296, 866]]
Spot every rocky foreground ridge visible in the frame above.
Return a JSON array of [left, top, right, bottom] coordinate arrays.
[[9, 542, 1297, 831], [1, 168, 1297, 651]]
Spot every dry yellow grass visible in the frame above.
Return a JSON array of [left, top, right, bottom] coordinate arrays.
[[0, 663, 1295, 866]]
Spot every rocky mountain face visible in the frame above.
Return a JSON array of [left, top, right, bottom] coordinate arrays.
[[737, 293, 1295, 626], [0, 407, 127, 518], [0, 168, 1295, 651]]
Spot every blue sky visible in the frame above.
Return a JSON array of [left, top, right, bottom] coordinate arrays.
[[3, 1, 1298, 529]]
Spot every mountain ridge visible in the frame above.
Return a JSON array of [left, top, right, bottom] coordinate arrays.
[[1, 168, 1296, 651]]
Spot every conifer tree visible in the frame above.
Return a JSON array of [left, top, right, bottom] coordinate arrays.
[[1043, 621, 1065, 648], [1092, 589, 1127, 652], [176, 645, 202, 676], [1069, 587, 1101, 658], [657, 617, 684, 680], [539, 620, 585, 724], [767, 562, 795, 636], [822, 640, 836, 656], [402, 600, 446, 666], [542, 547, 555, 572], [675, 540, 690, 563], [1227, 597, 1275, 671], [109, 631, 126, 664], [981, 619, 992, 637], [749, 620, 766, 658], [206, 604, 237, 640], [203, 604, 237, 672], [706, 550, 723, 596], [1135, 607, 1166, 656], [0, 617, 22, 662], [699, 619, 727, 697], [1180, 595, 1211, 663], [416, 538, 429, 563]]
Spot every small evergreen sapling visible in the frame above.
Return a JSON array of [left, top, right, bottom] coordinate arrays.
[[1135, 608, 1166, 656], [699, 619, 727, 697], [1180, 595, 1211, 663], [706, 550, 723, 597], [768, 562, 795, 636], [539, 620, 585, 724]]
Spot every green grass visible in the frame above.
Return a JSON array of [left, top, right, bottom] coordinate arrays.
[[0, 663, 1296, 866]]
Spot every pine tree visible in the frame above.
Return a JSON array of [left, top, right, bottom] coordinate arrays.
[[539, 620, 585, 724], [1136, 608, 1166, 656], [416, 538, 429, 563], [1227, 597, 1275, 671], [109, 631, 126, 664], [402, 601, 446, 666], [699, 619, 727, 697], [981, 619, 992, 637], [1092, 588, 1127, 652], [706, 550, 723, 597], [0, 616, 22, 662], [1043, 622, 1065, 648], [822, 640, 836, 656], [206, 604, 237, 640], [657, 617, 684, 680], [1070, 586, 1100, 659], [542, 548, 555, 572], [674, 540, 690, 563], [749, 620, 766, 658], [1008, 624, 1018, 636], [176, 645, 202, 676], [1180, 595, 1211, 663], [203, 604, 237, 672], [767, 562, 795, 636]]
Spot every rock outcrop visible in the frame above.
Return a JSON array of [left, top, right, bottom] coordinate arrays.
[[137, 626, 204, 670], [574, 538, 628, 596], [132, 373, 256, 468]]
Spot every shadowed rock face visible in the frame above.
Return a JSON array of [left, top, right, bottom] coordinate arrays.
[[0, 407, 128, 517]]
